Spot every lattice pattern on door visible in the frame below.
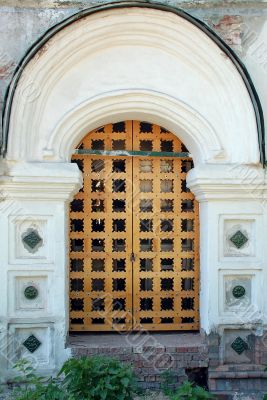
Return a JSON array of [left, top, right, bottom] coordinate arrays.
[[69, 121, 199, 331]]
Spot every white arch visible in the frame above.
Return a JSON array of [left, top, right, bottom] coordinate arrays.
[[6, 7, 259, 165], [46, 90, 223, 164]]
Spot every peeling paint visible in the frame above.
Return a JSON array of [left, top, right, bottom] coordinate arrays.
[[205, 14, 243, 49], [0, 62, 15, 78]]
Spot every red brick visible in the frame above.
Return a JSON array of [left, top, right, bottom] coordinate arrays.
[[208, 379, 216, 391], [176, 347, 188, 352]]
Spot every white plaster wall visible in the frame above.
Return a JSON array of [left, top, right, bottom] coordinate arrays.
[[7, 8, 259, 164], [0, 163, 82, 379], [187, 164, 267, 333], [0, 5, 266, 379]]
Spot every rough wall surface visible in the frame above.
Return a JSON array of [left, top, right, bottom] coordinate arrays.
[[0, 0, 267, 151], [0, 3, 267, 398]]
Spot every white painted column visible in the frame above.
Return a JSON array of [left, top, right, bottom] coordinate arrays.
[[0, 162, 82, 381], [187, 164, 267, 334]]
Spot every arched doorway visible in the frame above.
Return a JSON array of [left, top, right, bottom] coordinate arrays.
[[69, 121, 199, 332], [0, 2, 264, 387]]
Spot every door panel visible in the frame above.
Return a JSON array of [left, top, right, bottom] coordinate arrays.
[[70, 122, 133, 331], [69, 121, 199, 332], [132, 122, 199, 331]]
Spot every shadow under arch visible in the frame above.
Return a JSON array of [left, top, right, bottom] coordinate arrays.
[[47, 90, 224, 165]]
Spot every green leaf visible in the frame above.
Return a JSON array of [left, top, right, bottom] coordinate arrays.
[[170, 381, 215, 400], [121, 377, 130, 387], [11, 355, 136, 400]]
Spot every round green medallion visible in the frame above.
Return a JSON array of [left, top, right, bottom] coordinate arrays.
[[232, 285, 246, 299], [24, 285, 39, 300]]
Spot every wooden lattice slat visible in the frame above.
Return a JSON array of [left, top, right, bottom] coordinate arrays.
[[69, 121, 199, 332]]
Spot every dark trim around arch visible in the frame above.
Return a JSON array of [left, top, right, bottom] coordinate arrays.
[[1, 0, 265, 164]]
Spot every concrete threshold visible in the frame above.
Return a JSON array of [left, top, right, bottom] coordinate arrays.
[[68, 332, 205, 349]]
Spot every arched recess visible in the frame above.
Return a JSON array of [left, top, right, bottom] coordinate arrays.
[[1, 1, 263, 165], [0, 2, 265, 357], [48, 90, 222, 165]]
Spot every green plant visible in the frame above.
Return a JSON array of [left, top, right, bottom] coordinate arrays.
[[11, 359, 70, 400], [11, 356, 137, 400], [60, 355, 136, 400], [160, 369, 177, 396], [170, 380, 215, 400]]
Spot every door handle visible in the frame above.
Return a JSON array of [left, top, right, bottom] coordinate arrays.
[[130, 253, 135, 262]]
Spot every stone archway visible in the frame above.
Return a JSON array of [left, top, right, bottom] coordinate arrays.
[[4, 5, 261, 164]]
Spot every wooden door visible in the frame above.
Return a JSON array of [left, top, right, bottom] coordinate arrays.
[[132, 122, 199, 330], [69, 121, 199, 332]]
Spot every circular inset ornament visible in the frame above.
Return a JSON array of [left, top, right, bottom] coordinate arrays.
[[232, 285, 246, 299], [24, 285, 39, 300]]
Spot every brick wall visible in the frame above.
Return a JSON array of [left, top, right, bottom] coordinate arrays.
[[71, 341, 209, 391], [71, 332, 267, 398]]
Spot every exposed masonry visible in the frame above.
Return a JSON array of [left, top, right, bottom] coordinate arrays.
[[70, 332, 267, 396], [70, 333, 209, 391], [207, 332, 267, 398]]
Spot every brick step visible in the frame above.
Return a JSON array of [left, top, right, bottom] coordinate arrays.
[[209, 365, 267, 398], [68, 332, 209, 390]]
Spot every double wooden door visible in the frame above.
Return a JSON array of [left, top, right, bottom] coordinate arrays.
[[69, 121, 199, 331]]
